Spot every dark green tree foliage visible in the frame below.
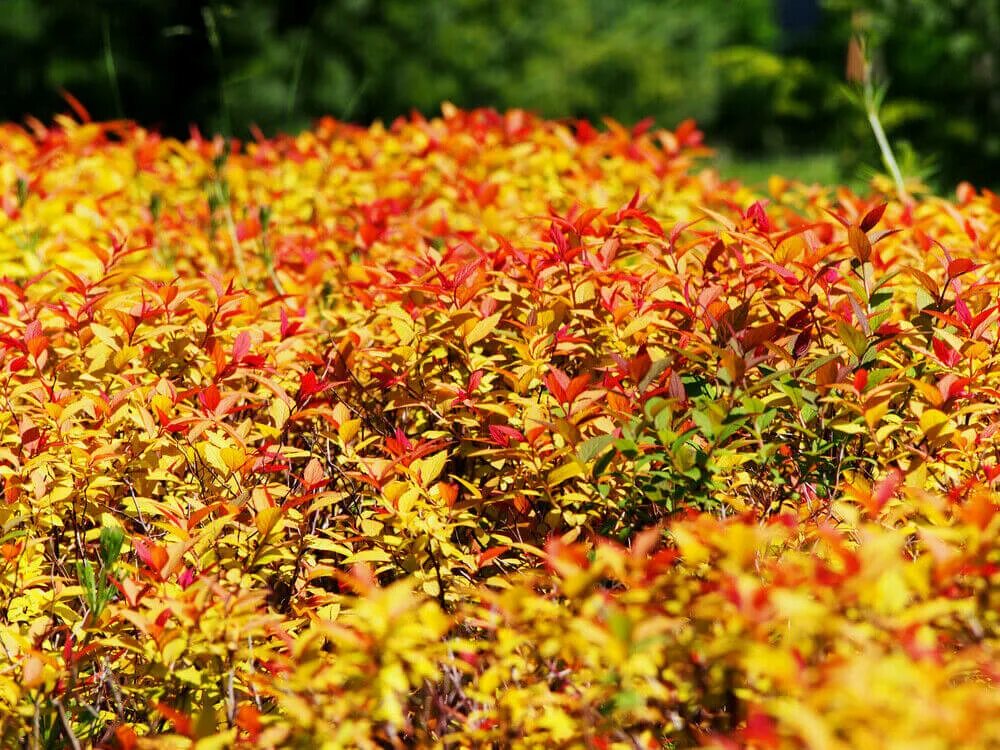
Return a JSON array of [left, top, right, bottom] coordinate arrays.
[[818, 0, 1000, 189], [204, 0, 776, 135], [0, 0, 996, 188]]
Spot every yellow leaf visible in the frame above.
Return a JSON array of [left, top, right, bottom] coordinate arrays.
[[622, 314, 655, 339], [419, 450, 448, 487], [255, 507, 282, 538], [161, 637, 187, 666], [575, 280, 595, 303], [269, 398, 290, 430], [344, 548, 392, 564], [919, 408, 953, 441], [113, 345, 141, 371], [339, 418, 361, 443], [317, 602, 341, 621], [397, 488, 420, 514], [864, 399, 889, 428], [151, 393, 173, 417], [909, 378, 943, 407], [220, 446, 246, 473], [174, 666, 203, 686], [387, 305, 416, 344], [464, 312, 502, 347], [201, 443, 226, 475], [382, 480, 408, 504], [547, 460, 584, 487], [89, 323, 120, 349], [422, 579, 441, 598]]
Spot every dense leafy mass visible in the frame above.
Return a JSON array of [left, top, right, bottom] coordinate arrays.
[[0, 107, 998, 749]]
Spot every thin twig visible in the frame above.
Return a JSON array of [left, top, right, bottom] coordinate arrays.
[[53, 698, 82, 750]]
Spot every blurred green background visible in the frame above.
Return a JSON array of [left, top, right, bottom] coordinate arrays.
[[0, 0, 997, 191]]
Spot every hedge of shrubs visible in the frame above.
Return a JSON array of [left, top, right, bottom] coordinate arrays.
[[0, 106, 997, 748]]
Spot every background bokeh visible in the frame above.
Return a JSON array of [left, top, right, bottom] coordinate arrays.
[[0, 0, 996, 191]]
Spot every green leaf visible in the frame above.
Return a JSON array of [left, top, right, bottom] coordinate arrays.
[[577, 434, 616, 464], [593, 448, 617, 478], [916, 288, 935, 311], [836, 321, 869, 360], [76, 561, 97, 612], [99, 525, 125, 568]]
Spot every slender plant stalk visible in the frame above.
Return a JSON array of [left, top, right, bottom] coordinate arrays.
[[202, 5, 232, 136], [864, 84, 908, 203], [849, 33, 909, 203], [102, 16, 124, 119]]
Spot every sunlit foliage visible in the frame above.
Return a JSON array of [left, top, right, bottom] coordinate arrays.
[[0, 105, 997, 748]]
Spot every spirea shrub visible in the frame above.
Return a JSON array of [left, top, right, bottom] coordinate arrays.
[[0, 104, 997, 749]]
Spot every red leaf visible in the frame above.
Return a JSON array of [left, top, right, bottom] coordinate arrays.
[[932, 338, 961, 368], [384, 428, 414, 458], [573, 207, 604, 235], [822, 207, 851, 228], [761, 261, 798, 283], [848, 224, 872, 262], [467, 369, 484, 392], [960, 491, 997, 530], [279, 307, 300, 339], [177, 567, 196, 589], [792, 329, 811, 359], [937, 374, 969, 403], [631, 117, 655, 137], [59, 89, 91, 123], [853, 368, 869, 392], [741, 709, 780, 749], [236, 706, 262, 742], [859, 202, 888, 232], [359, 221, 378, 247], [746, 200, 772, 233], [154, 703, 193, 738], [628, 346, 652, 384], [199, 384, 221, 412], [954, 297, 972, 326], [674, 118, 702, 147], [114, 726, 139, 750], [544, 368, 570, 404], [869, 468, 903, 516], [24, 320, 48, 359], [574, 120, 598, 144], [786, 307, 812, 331], [299, 371, 331, 399], [232, 331, 251, 363], [134, 538, 169, 578], [476, 545, 510, 569], [703, 239, 725, 272], [437, 482, 459, 507], [452, 260, 482, 290], [625, 189, 641, 212], [235, 215, 261, 242], [631, 210, 664, 237], [564, 373, 591, 405], [947, 258, 978, 278], [488, 424, 524, 447]]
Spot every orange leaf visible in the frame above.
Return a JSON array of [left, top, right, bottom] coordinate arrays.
[[848, 224, 872, 262]]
